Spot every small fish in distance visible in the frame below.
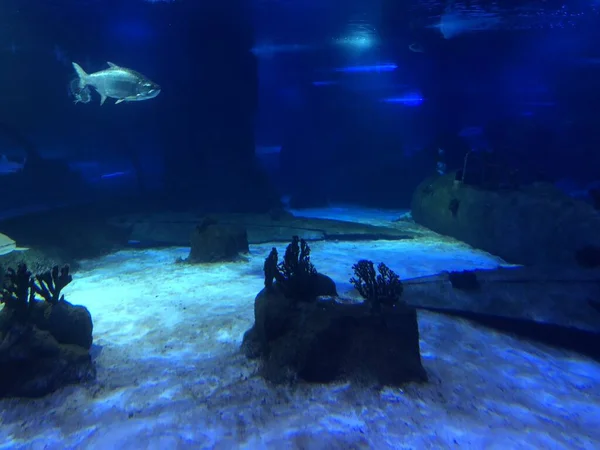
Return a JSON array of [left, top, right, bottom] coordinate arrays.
[[71, 61, 161, 105]]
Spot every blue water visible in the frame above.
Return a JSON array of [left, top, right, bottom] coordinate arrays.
[[1, 0, 599, 447]]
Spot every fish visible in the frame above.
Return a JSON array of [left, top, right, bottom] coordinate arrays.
[[71, 61, 161, 105], [0, 232, 28, 256]]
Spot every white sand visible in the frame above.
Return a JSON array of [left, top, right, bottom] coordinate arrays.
[[1, 209, 599, 449]]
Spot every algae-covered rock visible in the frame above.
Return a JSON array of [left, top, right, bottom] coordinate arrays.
[[411, 173, 600, 267], [242, 284, 426, 386], [30, 300, 93, 350], [0, 323, 95, 398], [242, 239, 426, 386], [0, 263, 95, 398], [186, 216, 249, 263]]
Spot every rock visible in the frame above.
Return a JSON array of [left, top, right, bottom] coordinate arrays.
[[242, 284, 427, 386], [0, 205, 130, 263], [109, 212, 416, 247], [411, 173, 600, 267], [403, 266, 600, 333], [0, 263, 95, 398], [30, 300, 94, 350], [0, 323, 95, 398], [187, 217, 249, 263]]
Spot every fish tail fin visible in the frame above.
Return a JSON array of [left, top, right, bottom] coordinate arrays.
[[72, 62, 88, 89]]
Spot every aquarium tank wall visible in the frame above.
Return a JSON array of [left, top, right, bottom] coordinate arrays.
[[1, 0, 600, 448]]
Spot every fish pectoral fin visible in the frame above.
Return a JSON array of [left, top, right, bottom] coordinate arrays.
[[14, 247, 29, 252], [107, 61, 119, 68], [115, 98, 125, 104], [100, 94, 107, 105]]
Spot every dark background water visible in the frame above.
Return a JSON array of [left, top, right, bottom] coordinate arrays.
[[0, 0, 599, 213]]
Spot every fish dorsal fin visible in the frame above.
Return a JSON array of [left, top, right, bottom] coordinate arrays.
[[107, 61, 120, 68]]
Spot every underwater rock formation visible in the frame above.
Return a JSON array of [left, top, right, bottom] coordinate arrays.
[[186, 216, 249, 263], [411, 173, 600, 267], [110, 211, 415, 247], [402, 267, 600, 334], [242, 238, 426, 386], [0, 264, 95, 398], [0, 204, 131, 264]]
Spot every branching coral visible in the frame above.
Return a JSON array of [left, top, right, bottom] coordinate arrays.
[[263, 247, 282, 289], [350, 260, 403, 312], [262, 236, 319, 300], [278, 236, 317, 281], [1, 264, 36, 321], [1, 264, 73, 321], [31, 265, 72, 305]]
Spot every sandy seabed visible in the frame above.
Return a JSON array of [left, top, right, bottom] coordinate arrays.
[[1, 208, 599, 450]]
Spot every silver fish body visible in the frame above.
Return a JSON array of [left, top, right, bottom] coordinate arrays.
[[72, 61, 161, 105]]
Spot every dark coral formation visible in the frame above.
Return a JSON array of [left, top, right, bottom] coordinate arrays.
[[2, 264, 73, 319], [278, 235, 317, 280], [32, 265, 73, 304], [0, 264, 94, 398], [263, 236, 336, 300], [263, 247, 280, 290], [1, 264, 36, 321], [350, 260, 403, 312]]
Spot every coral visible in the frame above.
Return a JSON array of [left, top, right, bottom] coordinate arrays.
[[263, 247, 282, 289], [278, 236, 317, 280], [1, 264, 36, 321], [350, 260, 403, 312], [1, 264, 72, 321], [32, 265, 72, 304], [262, 236, 331, 301]]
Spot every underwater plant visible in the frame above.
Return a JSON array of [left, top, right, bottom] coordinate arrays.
[[350, 260, 403, 312], [1, 264, 35, 321], [263, 247, 281, 290], [263, 236, 320, 300], [278, 235, 317, 280], [1, 263, 72, 321], [32, 265, 73, 304]]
